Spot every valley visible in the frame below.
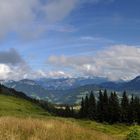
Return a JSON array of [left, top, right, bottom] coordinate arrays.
[[3, 76, 140, 104]]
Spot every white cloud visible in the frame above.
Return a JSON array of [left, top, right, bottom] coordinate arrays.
[[1, 45, 139, 81], [0, 0, 78, 38], [47, 71, 72, 78], [0, 48, 72, 80], [0, 0, 38, 37], [0, 0, 115, 38], [0, 64, 11, 80], [0, 48, 31, 80], [47, 45, 140, 81], [43, 0, 78, 23]]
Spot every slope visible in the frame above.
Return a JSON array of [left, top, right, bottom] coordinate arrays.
[[0, 86, 136, 140], [0, 93, 49, 117]]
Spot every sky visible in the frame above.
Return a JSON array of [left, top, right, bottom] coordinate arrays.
[[0, 0, 140, 81]]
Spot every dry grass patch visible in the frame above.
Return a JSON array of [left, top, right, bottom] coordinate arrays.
[[0, 117, 118, 140]]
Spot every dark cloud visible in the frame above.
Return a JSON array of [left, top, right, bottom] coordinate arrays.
[[0, 48, 24, 65]]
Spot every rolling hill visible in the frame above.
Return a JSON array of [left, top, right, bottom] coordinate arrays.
[[0, 85, 49, 117]]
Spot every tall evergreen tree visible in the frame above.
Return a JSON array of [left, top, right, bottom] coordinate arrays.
[[80, 97, 85, 118], [133, 96, 140, 123], [88, 91, 96, 119], [121, 91, 129, 123], [108, 92, 120, 123], [97, 90, 104, 122], [102, 89, 109, 122], [64, 105, 71, 117], [84, 94, 89, 118], [128, 95, 137, 123]]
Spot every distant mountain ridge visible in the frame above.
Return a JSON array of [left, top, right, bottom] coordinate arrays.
[[2, 76, 140, 104], [101, 76, 140, 92], [4, 79, 53, 102], [36, 77, 108, 90], [3, 77, 106, 104]]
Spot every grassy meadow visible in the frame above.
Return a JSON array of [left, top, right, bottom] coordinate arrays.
[[0, 94, 138, 140], [0, 95, 49, 117]]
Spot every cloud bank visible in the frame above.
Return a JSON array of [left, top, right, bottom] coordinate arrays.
[[0, 45, 140, 81], [0, 48, 71, 80], [0, 48, 31, 80], [47, 45, 140, 81]]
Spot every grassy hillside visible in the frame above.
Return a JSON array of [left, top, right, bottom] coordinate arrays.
[[0, 94, 49, 117], [0, 92, 138, 140], [0, 116, 138, 140], [0, 117, 121, 140]]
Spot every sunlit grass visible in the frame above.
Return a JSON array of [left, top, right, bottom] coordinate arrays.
[[0, 94, 138, 140], [0, 95, 49, 117], [0, 116, 119, 140]]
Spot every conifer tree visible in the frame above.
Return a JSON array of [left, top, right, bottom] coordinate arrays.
[[113, 92, 120, 122], [65, 105, 71, 117], [121, 91, 129, 123], [133, 96, 140, 123], [97, 90, 104, 122], [88, 91, 96, 119], [128, 95, 136, 123], [109, 92, 120, 123], [84, 94, 89, 118], [102, 89, 109, 122], [80, 97, 85, 118]]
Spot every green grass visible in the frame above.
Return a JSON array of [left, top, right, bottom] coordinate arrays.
[[0, 94, 140, 140], [75, 119, 130, 139], [0, 95, 49, 117]]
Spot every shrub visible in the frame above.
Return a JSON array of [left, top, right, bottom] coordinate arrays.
[[127, 127, 140, 140]]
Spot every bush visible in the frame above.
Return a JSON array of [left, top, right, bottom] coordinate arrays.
[[127, 127, 140, 140]]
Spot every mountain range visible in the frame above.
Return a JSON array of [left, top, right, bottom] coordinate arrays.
[[2, 76, 140, 104]]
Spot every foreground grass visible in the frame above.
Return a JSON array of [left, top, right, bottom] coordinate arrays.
[[0, 116, 119, 140], [75, 119, 130, 140], [0, 95, 49, 117], [0, 94, 138, 140]]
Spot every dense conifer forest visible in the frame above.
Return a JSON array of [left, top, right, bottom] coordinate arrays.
[[79, 90, 140, 124]]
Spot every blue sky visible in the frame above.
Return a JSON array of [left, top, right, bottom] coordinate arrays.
[[0, 0, 140, 81]]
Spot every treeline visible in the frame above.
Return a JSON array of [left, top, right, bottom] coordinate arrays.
[[80, 90, 140, 124]]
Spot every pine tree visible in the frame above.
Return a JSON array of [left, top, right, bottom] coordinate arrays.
[[88, 91, 96, 120], [113, 92, 120, 122], [0, 84, 2, 93], [128, 95, 136, 123], [133, 96, 140, 124], [121, 91, 129, 123], [102, 89, 109, 122], [71, 106, 74, 117], [84, 94, 89, 118], [80, 97, 85, 118], [109, 92, 120, 123], [64, 105, 72, 117], [97, 90, 104, 122]]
